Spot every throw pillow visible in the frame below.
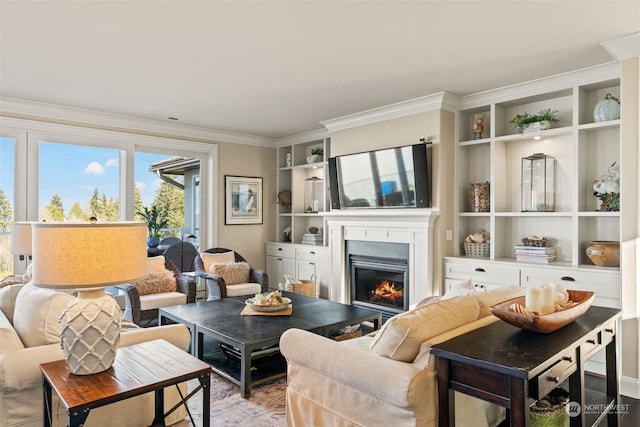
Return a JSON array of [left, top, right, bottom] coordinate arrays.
[[369, 295, 480, 362], [471, 285, 523, 318], [132, 270, 177, 295], [211, 261, 251, 285], [13, 284, 75, 347], [147, 255, 166, 273], [0, 283, 26, 323], [201, 251, 235, 273]]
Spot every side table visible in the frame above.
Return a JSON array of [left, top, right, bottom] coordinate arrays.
[[431, 305, 621, 427], [41, 339, 211, 427]]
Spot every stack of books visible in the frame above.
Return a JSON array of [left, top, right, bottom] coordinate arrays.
[[514, 245, 556, 263], [301, 233, 323, 245]]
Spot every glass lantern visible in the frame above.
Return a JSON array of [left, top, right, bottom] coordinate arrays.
[[521, 153, 555, 212], [304, 176, 324, 213]]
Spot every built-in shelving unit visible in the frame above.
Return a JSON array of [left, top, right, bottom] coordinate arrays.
[[447, 65, 622, 309]]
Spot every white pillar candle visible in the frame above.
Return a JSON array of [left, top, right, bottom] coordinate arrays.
[[540, 284, 555, 315], [525, 287, 542, 314]]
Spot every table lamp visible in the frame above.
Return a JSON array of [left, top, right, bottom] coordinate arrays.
[[11, 221, 33, 261], [31, 221, 147, 375]]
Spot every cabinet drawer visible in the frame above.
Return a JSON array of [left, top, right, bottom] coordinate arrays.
[[444, 261, 520, 286], [531, 349, 577, 400], [266, 244, 296, 258], [296, 246, 329, 261], [520, 266, 620, 307], [581, 330, 603, 361]]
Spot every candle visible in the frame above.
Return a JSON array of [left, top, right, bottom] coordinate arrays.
[[540, 284, 555, 315], [525, 287, 542, 314], [313, 200, 319, 212]]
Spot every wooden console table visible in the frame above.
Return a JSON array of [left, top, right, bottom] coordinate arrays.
[[431, 305, 621, 427], [41, 339, 211, 427]]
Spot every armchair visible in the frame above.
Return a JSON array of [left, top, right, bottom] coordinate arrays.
[[111, 256, 196, 327], [194, 247, 268, 300]]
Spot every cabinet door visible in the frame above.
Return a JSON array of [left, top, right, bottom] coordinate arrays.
[[266, 255, 296, 289]]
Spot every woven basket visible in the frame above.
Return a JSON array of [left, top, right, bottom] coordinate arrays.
[[464, 242, 490, 257], [331, 328, 363, 341], [292, 279, 316, 297]]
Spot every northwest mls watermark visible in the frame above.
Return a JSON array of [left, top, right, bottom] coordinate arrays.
[[566, 401, 631, 417]]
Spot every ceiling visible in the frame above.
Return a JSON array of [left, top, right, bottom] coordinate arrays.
[[1, 1, 639, 140]]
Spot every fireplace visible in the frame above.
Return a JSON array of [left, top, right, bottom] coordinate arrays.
[[347, 240, 410, 322]]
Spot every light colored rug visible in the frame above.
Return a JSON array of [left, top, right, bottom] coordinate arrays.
[[173, 373, 287, 426]]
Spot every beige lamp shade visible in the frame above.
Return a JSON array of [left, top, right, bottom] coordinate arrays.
[[31, 221, 147, 289], [10, 221, 33, 255]]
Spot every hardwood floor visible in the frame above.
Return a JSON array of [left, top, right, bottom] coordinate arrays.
[[584, 374, 639, 426]]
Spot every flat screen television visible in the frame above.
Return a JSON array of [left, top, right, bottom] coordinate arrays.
[[328, 142, 431, 209]]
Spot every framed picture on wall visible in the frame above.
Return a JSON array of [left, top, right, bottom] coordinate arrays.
[[225, 175, 263, 225]]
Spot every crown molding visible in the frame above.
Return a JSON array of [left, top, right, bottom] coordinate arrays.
[[320, 91, 459, 133], [0, 97, 275, 147], [275, 127, 329, 147], [457, 62, 621, 110], [600, 31, 640, 62]]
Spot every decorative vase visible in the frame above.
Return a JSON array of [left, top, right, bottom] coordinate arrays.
[[593, 93, 620, 122], [147, 236, 160, 248], [306, 154, 322, 164], [523, 120, 552, 133], [585, 241, 620, 267]]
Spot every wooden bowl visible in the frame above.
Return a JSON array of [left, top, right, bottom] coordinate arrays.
[[490, 290, 595, 333]]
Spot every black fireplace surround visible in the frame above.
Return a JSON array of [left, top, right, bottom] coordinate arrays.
[[346, 240, 410, 322]]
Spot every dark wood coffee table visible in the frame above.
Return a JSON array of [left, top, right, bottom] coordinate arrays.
[[159, 291, 381, 397]]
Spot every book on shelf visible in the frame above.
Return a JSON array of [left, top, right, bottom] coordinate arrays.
[[516, 254, 557, 263], [514, 245, 556, 254]]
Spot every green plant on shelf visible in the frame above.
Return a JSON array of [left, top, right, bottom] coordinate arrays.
[[510, 108, 559, 133], [310, 147, 323, 156]]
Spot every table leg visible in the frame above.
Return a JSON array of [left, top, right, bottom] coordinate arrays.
[[43, 379, 52, 427], [201, 372, 211, 427], [150, 387, 166, 426], [606, 333, 620, 426], [508, 376, 528, 426], [240, 345, 251, 398], [436, 357, 452, 427]]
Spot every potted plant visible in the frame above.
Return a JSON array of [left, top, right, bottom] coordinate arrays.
[[510, 108, 559, 133], [307, 147, 324, 163], [138, 205, 168, 247]]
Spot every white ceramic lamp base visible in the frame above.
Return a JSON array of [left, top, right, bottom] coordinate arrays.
[[60, 288, 121, 375]]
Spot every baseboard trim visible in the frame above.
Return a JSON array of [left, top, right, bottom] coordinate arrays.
[[620, 375, 640, 399]]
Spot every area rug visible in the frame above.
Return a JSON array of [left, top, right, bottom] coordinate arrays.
[[173, 373, 287, 426]]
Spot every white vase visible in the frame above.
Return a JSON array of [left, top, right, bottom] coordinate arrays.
[[306, 154, 322, 163], [60, 288, 121, 375], [523, 120, 551, 133]]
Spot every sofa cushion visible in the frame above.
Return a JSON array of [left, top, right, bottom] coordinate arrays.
[[147, 255, 166, 273], [139, 292, 187, 310], [201, 251, 235, 273], [470, 285, 523, 318], [225, 282, 262, 297], [133, 270, 177, 295], [369, 295, 480, 362], [0, 283, 26, 323], [13, 284, 74, 347], [211, 261, 250, 285]]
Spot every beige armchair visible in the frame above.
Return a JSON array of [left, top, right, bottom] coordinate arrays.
[[110, 255, 196, 327], [194, 247, 268, 300]]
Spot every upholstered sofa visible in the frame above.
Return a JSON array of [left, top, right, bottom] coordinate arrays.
[[280, 285, 523, 427], [0, 283, 192, 427]]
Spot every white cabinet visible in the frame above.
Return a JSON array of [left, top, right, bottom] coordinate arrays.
[[276, 136, 330, 245], [265, 243, 330, 298], [265, 243, 296, 288], [444, 257, 621, 308], [449, 65, 623, 309], [296, 246, 330, 299]]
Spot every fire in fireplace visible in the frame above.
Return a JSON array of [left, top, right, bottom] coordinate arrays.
[[346, 240, 410, 322]]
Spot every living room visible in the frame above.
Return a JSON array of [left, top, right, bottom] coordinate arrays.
[[1, 1, 639, 426]]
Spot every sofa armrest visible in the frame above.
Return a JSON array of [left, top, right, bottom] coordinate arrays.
[[280, 328, 432, 407], [199, 272, 227, 299], [119, 323, 190, 351], [175, 273, 196, 303]]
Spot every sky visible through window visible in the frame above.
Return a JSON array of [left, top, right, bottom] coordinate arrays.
[[0, 138, 168, 213]]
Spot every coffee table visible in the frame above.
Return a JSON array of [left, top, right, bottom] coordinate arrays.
[[159, 291, 381, 397]]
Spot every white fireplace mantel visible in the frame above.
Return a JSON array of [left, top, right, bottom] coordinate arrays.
[[325, 209, 440, 307]]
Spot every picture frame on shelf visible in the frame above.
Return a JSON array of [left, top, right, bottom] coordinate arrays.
[[225, 175, 263, 225]]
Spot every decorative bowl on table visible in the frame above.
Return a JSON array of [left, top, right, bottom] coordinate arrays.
[[245, 297, 292, 312], [490, 290, 595, 333]]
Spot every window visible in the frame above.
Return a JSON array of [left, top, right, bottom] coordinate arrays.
[[0, 137, 15, 276]]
